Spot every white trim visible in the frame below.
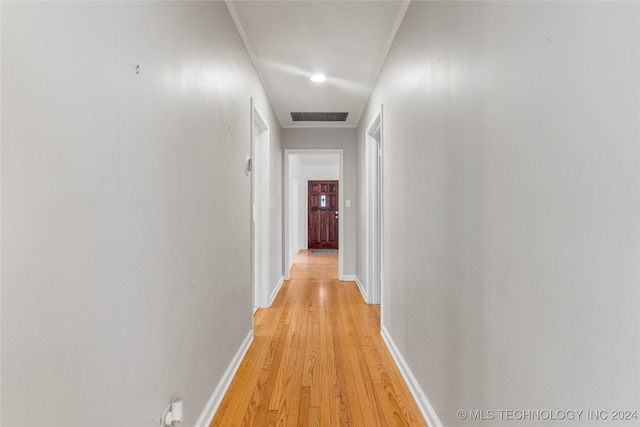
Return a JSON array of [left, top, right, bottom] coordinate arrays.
[[364, 106, 383, 306], [345, 275, 368, 303], [251, 102, 271, 309], [194, 330, 254, 427], [342, 275, 358, 282], [268, 276, 285, 307], [355, 277, 366, 302], [0, 2, 3, 421], [380, 326, 443, 427], [338, 152, 344, 280]]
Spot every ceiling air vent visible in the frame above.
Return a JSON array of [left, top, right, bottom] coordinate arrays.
[[291, 112, 348, 122]]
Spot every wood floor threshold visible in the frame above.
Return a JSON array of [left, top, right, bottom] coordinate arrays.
[[211, 251, 427, 427]]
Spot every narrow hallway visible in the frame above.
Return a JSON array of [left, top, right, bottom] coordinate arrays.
[[211, 251, 426, 426]]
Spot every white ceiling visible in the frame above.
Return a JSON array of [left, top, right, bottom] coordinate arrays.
[[226, 1, 409, 129]]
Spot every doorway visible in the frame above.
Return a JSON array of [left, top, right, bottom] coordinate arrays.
[[307, 180, 339, 249], [284, 149, 344, 280], [250, 99, 269, 313], [365, 107, 383, 305]]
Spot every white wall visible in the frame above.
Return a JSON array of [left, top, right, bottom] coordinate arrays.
[[1, 2, 281, 425], [358, 2, 639, 426], [283, 129, 357, 276]]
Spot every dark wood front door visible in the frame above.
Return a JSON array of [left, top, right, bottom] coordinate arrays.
[[308, 180, 339, 249]]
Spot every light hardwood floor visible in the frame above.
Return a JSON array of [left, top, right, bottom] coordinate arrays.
[[211, 250, 427, 426]]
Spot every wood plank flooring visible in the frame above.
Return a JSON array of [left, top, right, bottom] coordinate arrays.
[[211, 250, 427, 427]]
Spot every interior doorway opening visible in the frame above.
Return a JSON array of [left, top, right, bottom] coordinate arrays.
[[250, 100, 270, 313], [364, 107, 383, 305], [284, 149, 344, 280]]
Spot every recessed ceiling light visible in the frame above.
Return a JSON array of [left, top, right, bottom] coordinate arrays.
[[310, 74, 326, 83]]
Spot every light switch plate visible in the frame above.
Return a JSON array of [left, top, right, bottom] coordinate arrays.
[[345, 200, 351, 208]]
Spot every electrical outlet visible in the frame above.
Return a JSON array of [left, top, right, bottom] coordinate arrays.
[[160, 404, 171, 426]]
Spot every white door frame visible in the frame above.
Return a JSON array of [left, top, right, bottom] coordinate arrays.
[[284, 149, 344, 280], [365, 105, 383, 305], [250, 99, 270, 312], [291, 177, 299, 255]]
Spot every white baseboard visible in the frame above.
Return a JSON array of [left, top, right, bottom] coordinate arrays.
[[354, 276, 367, 303], [268, 276, 285, 306], [346, 275, 368, 303], [342, 274, 358, 282], [381, 325, 443, 427], [285, 255, 295, 280], [194, 330, 253, 427]]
